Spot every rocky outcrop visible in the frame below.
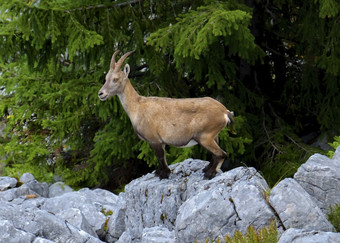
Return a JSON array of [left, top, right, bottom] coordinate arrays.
[[0, 146, 340, 242], [294, 152, 340, 214], [116, 160, 279, 242], [269, 178, 334, 232]]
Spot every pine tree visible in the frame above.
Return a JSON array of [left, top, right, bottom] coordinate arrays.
[[0, 0, 339, 188]]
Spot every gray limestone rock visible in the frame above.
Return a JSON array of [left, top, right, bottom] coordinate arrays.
[[21, 180, 49, 197], [32, 238, 56, 243], [19, 172, 36, 183], [48, 181, 73, 197], [294, 152, 340, 213], [141, 226, 176, 243], [56, 207, 98, 237], [269, 178, 334, 232], [0, 176, 17, 191], [105, 195, 127, 242], [41, 190, 107, 236], [0, 185, 38, 202], [0, 201, 103, 243], [0, 219, 35, 243], [333, 145, 340, 161], [278, 228, 340, 243], [120, 159, 278, 242], [116, 231, 133, 243], [29, 208, 104, 243], [175, 167, 277, 242], [0, 153, 339, 243], [123, 159, 210, 240]]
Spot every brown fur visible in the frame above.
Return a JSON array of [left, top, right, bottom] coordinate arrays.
[[98, 51, 234, 179]]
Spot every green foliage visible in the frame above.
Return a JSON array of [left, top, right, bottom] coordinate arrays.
[[256, 127, 322, 187], [201, 220, 278, 243], [147, 0, 264, 91], [0, 0, 339, 189], [327, 204, 340, 232], [327, 136, 340, 158], [224, 220, 278, 243], [148, 1, 262, 61]]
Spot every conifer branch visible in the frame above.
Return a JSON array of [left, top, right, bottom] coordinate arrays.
[[65, 0, 141, 12]]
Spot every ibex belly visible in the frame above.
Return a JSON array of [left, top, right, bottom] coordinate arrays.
[[177, 139, 198, 148]]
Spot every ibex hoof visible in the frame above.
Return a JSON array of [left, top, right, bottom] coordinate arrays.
[[155, 168, 170, 180], [204, 170, 217, 180], [203, 164, 212, 173]]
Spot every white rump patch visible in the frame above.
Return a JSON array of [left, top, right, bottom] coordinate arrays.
[[224, 114, 231, 124], [178, 139, 198, 148]]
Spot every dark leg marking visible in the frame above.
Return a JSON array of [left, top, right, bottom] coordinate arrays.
[[151, 143, 170, 179]]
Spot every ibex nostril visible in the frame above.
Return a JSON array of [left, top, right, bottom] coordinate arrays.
[[98, 91, 103, 96]]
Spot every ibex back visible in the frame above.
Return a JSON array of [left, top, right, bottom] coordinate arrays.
[[98, 50, 234, 179]]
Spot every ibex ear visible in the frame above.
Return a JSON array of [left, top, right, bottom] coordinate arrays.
[[124, 64, 130, 78]]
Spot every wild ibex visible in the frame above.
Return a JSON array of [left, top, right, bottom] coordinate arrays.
[[98, 50, 234, 179]]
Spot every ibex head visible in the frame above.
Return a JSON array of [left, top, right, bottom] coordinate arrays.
[[98, 50, 134, 101]]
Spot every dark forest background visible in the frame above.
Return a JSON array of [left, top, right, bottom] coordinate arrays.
[[0, 0, 339, 191]]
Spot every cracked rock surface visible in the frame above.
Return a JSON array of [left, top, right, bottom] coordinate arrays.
[[269, 178, 334, 232], [294, 151, 340, 214], [0, 146, 340, 242]]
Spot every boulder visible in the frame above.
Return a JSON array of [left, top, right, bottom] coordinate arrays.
[[122, 159, 210, 240], [41, 190, 108, 237], [175, 166, 277, 242], [0, 151, 339, 243], [0, 176, 17, 191], [0, 219, 35, 242], [56, 207, 97, 237], [117, 159, 278, 242], [20, 180, 49, 197], [20, 172, 36, 183], [269, 178, 334, 232], [48, 181, 73, 197], [294, 151, 340, 213], [0, 201, 103, 242], [278, 228, 340, 243], [0, 185, 38, 202]]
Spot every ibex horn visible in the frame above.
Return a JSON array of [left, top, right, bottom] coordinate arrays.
[[110, 50, 120, 70], [115, 50, 135, 71]]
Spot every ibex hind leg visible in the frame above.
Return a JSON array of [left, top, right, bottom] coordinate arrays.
[[198, 137, 226, 179], [151, 143, 170, 179], [202, 136, 220, 173]]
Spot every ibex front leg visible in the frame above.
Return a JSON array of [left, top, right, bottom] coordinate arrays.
[[151, 143, 171, 179]]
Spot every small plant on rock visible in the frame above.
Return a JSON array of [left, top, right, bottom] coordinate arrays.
[[327, 136, 340, 158], [224, 219, 278, 243], [328, 204, 340, 232]]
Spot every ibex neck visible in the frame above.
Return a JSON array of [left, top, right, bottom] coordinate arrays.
[[117, 79, 140, 119]]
